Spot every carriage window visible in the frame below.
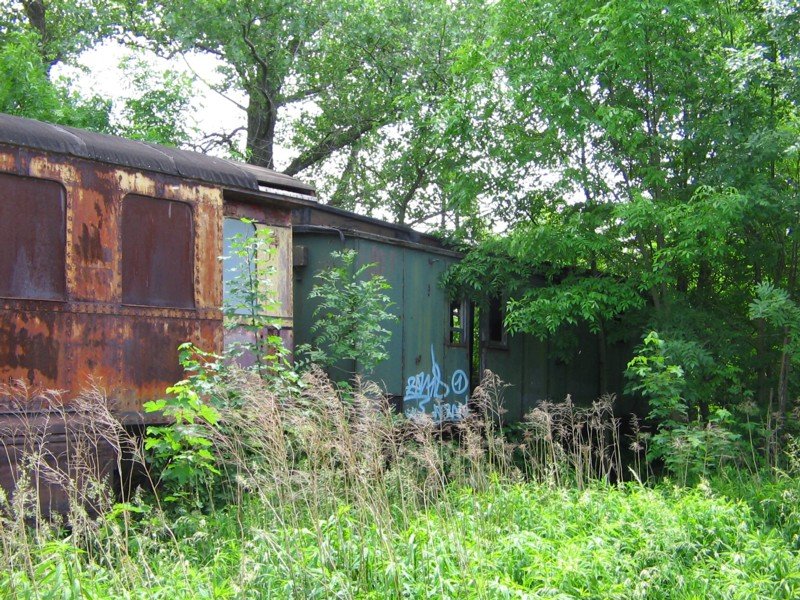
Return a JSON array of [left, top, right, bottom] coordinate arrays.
[[0, 173, 66, 300], [122, 195, 194, 308], [222, 217, 257, 313], [448, 299, 467, 346], [487, 296, 507, 347]]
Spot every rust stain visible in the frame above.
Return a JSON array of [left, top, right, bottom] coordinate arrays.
[[194, 192, 224, 309], [0, 311, 59, 386], [78, 222, 105, 262], [0, 148, 17, 172]]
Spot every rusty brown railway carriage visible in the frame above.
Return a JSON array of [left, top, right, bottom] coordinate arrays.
[[0, 114, 316, 513]]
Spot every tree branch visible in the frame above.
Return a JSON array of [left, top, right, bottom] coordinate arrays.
[[283, 116, 388, 176]]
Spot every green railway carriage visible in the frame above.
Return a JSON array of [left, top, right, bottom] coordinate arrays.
[[292, 206, 472, 419]]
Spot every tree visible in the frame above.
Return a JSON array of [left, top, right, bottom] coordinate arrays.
[[0, 27, 112, 129], [446, 0, 800, 415], [2, 0, 121, 73], [125, 0, 489, 228]]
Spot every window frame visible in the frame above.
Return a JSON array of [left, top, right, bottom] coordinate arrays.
[[484, 295, 508, 350], [447, 297, 469, 348]]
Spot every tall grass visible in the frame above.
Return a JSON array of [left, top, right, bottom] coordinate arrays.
[[1, 371, 799, 598]]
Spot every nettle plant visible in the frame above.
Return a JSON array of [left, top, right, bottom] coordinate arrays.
[[297, 249, 397, 377], [144, 219, 296, 505], [626, 331, 740, 483]]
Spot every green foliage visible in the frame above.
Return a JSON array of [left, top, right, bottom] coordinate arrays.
[[7, 368, 800, 598], [298, 249, 397, 375], [0, 28, 111, 130], [116, 56, 196, 147], [750, 281, 800, 364], [6, 480, 800, 598], [627, 332, 742, 483], [445, 0, 800, 441], [143, 343, 222, 504]]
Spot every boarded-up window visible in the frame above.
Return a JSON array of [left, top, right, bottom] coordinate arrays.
[[122, 195, 194, 308], [0, 173, 66, 300]]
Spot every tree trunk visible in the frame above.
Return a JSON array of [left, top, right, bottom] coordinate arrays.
[[23, 0, 56, 72], [246, 96, 277, 169], [597, 321, 608, 397], [777, 329, 791, 432], [329, 144, 360, 208]]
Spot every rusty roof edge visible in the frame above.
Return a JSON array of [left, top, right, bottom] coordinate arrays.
[[0, 113, 315, 195]]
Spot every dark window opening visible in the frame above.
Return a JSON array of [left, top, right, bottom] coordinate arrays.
[[0, 173, 66, 300], [122, 195, 194, 308], [487, 296, 507, 346], [449, 299, 467, 346]]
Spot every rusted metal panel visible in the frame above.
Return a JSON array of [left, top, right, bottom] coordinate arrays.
[[120, 318, 197, 407], [121, 195, 195, 308], [63, 311, 123, 401], [0, 125, 301, 420], [0, 173, 66, 301], [0, 308, 62, 390], [194, 195, 224, 310], [0, 149, 227, 413], [68, 167, 120, 302], [0, 147, 17, 172], [0, 118, 315, 515]]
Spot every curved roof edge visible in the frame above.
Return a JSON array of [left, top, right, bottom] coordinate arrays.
[[0, 113, 315, 197]]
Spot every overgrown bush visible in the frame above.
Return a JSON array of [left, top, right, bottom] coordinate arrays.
[[627, 331, 749, 483]]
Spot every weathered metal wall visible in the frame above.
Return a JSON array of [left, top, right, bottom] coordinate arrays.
[[0, 144, 225, 419], [293, 231, 469, 417], [482, 325, 636, 420]]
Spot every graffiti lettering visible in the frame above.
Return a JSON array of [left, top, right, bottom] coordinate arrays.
[[404, 344, 469, 421]]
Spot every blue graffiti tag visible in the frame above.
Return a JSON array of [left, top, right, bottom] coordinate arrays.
[[404, 344, 469, 421]]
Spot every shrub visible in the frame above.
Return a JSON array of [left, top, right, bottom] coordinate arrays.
[[297, 249, 398, 376]]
